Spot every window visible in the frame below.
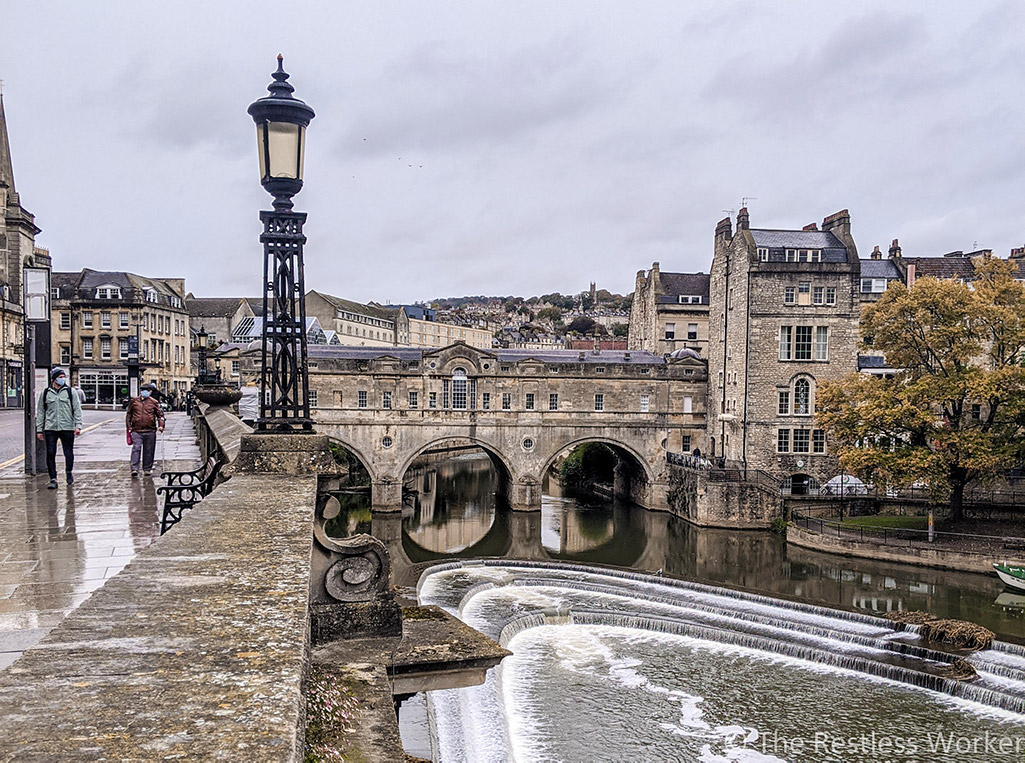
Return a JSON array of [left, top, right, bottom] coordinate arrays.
[[687, 323, 698, 340], [522, 437, 534, 451], [825, 287, 836, 305], [409, 390, 419, 409], [862, 279, 888, 293], [798, 282, 811, 306], [795, 326, 812, 360], [683, 395, 692, 413], [595, 367, 606, 374], [451, 369, 467, 410], [357, 390, 367, 408], [309, 390, 318, 408], [682, 435, 692, 451], [82, 339, 93, 359], [640, 395, 649, 413], [525, 393, 535, 410], [786, 249, 796, 262], [101, 311, 111, 328], [815, 327, 829, 361], [795, 378, 811, 415], [60, 345, 70, 364], [779, 326, 792, 360], [813, 429, 826, 453], [757, 247, 769, 261], [50, 286, 60, 300], [120, 312, 129, 328], [594, 393, 604, 411], [549, 393, 558, 411], [429, 391, 437, 409], [778, 391, 790, 415], [971, 403, 982, 421], [119, 338, 129, 359], [231, 360, 240, 375], [810, 250, 821, 262], [777, 429, 790, 452], [664, 323, 675, 340], [59, 312, 71, 330], [83, 312, 93, 328], [482, 392, 491, 410], [813, 286, 824, 305], [381, 391, 392, 409], [502, 393, 511, 410], [793, 429, 811, 453], [100, 337, 111, 360], [784, 287, 796, 305]]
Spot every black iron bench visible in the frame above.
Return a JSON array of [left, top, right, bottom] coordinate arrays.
[[157, 456, 224, 534]]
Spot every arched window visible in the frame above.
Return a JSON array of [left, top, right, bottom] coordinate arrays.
[[795, 378, 811, 415], [451, 368, 467, 409]]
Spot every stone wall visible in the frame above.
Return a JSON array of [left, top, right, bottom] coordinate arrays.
[[666, 464, 781, 528], [0, 473, 318, 759]]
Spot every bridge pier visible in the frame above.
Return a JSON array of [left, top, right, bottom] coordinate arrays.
[[510, 476, 543, 512], [372, 479, 404, 513]]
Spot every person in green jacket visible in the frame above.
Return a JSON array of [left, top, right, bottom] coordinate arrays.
[[35, 367, 83, 489]]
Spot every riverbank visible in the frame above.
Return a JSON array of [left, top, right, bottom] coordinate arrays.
[[787, 524, 1022, 574]]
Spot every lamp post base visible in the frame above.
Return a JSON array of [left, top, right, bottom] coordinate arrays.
[[255, 417, 316, 433]]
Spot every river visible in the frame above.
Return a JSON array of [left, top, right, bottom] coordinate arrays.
[[327, 449, 1025, 761]]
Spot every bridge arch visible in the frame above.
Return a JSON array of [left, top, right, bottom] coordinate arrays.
[[539, 436, 657, 485], [538, 435, 659, 511], [396, 435, 516, 484], [324, 435, 378, 483]]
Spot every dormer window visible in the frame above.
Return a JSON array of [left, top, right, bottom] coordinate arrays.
[[95, 285, 122, 299], [757, 247, 769, 261], [785, 249, 822, 263], [144, 287, 159, 303], [677, 295, 702, 304]]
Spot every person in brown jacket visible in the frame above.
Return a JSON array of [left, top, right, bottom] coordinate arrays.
[[126, 383, 165, 477]]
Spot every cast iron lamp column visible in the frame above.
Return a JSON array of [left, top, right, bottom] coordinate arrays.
[[247, 55, 316, 432]]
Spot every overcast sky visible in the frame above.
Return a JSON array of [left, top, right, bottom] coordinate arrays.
[[2, 2, 1023, 303]]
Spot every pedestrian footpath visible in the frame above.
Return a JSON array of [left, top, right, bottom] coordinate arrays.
[[0, 412, 200, 669]]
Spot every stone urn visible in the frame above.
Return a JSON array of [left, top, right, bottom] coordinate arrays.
[[192, 384, 244, 407]]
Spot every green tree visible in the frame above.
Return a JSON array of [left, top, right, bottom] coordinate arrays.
[[611, 322, 629, 337], [818, 257, 1025, 521], [536, 307, 562, 323], [567, 316, 597, 335]]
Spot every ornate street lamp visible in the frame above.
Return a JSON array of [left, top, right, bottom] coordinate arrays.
[[248, 55, 316, 432]]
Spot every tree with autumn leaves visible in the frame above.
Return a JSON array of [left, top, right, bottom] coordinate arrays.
[[818, 256, 1025, 521]]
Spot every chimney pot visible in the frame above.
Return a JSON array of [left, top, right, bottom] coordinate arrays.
[[871, 245, 882, 260], [736, 207, 750, 230]]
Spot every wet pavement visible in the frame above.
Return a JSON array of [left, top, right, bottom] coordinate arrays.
[[0, 412, 199, 669]]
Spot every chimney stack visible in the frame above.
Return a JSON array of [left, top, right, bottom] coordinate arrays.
[[802, 223, 818, 231], [736, 206, 750, 231], [714, 216, 733, 246], [888, 238, 902, 259], [870, 245, 882, 260], [822, 209, 856, 257]]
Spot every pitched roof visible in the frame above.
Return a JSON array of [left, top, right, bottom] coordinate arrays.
[[751, 229, 845, 249], [659, 272, 710, 298], [187, 297, 247, 317], [859, 259, 903, 280], [905, 257, 976, 280], [304, 345, 667, 365], [308, 290, 396, 322]]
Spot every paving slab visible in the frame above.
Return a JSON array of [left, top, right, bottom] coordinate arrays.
[[0, 412, 199, 669]]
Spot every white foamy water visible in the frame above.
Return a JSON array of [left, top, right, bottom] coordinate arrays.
[[416, 562, 1025, 761]]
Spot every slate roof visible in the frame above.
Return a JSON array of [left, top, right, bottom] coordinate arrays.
[[905, 257, 975, 280], [751, 229, 850, 263], [659, 272, 709, 298], [751, 229, 845, 249], [55, 269, 184, 299], [859, 259, 903, 280], [187, 297, 246, 318], [309, 290, 397, 322], [305, 345, 668, 365]]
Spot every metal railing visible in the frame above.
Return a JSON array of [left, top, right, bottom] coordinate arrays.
[[791, 511, 1025, 557], [786, 483, 1025, 506]]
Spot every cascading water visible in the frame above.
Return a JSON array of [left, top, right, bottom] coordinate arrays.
[[416, 561, 1025, 762]]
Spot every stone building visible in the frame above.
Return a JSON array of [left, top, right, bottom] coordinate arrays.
[[628, 263, 710, 357], [393, 304, 493, 350], [185, 296, 254, 348], [305, 290, 397, 347], [50, 269, 191, 406], [0, 94, 44, 408], [706, 208, 861, 493]]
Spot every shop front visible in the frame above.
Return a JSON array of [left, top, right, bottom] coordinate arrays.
[[78, 369, 130, 409]]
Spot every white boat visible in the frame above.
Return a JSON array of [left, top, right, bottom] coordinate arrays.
[[994, 563, 1025, 592]]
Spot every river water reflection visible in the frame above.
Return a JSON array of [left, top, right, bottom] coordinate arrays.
[[336, 451, 1024, 644]]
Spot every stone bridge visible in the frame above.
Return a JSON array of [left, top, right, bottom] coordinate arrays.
[[305, 343, 709, 511]]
